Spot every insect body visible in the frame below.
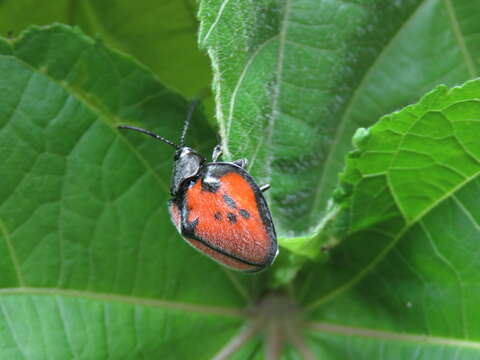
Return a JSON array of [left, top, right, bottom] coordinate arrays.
[[119, 103, 278, 272]]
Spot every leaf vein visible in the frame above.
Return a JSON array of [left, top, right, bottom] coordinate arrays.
[[0, 301, 27, 359], [452, 194, 480, 230], [309, 0, 428, 224], [226, 35, 279, 140], [265, 0, 292, 188], [0, 287, 246, 318], [8, 53, 170, 194], [306, 321, 480, 348], [0, 218, 25, 287], [306, 169, 480, 312], [202, 0, 233, 44], [420, 220, 468, 339], [444, 0, 477, 77]]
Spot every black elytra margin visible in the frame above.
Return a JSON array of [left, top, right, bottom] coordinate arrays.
[[171, 162, 278, 272]]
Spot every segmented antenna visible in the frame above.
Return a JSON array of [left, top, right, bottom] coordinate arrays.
[[118, 125, 179, 149], [179, 98, 201, 147]]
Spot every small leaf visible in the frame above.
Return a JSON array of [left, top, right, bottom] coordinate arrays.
[[338, 80, 480, 236]]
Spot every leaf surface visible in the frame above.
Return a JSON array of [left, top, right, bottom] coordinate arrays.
[[299, 80, 480, 358], [0, 25, 253, 358], [0, 0, 210, 97], [198, 0, 480, 242]]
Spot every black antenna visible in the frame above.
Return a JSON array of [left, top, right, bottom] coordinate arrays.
[[118, 125, 179, 149], [179, 98, 201, 147]]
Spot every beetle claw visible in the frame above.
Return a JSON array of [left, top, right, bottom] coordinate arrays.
[[212, 145, 222, 162], [260, 184, 270, 192], [233, 158, 248, 168]]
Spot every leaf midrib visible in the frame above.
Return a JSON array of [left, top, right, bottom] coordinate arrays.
[[308, 0, 428, 227], [0, 287, 246, 317], [444, 0, 478, 78], [264, 0, 291, 190], [307, 321, 480, 349]]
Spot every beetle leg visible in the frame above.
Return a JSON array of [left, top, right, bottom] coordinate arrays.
[[260, 184, 270, 192], [212, 145, 222, 162], [233, 158, 248, 168]]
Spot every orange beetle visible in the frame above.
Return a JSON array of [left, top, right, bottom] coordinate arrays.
[[119, 102, 278, 272]]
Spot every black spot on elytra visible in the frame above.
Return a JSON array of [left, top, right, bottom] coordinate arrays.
[[183, 218, 199, 238], [201, 179, 220, 192], [239, 209, 250, 219], [227, 212, 237, 224], [214, 212, 222, 221], [223, 194, 237, 209]]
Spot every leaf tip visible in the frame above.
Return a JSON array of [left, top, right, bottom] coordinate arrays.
[[351, 127, 370, 150]]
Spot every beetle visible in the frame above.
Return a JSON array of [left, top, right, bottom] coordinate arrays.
[[118, 101, 278, 272]]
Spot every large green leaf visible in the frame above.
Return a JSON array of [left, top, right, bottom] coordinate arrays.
[[198, 0, 480, 242], [0, 25, 254, 358], [299, 79, 480, 359]]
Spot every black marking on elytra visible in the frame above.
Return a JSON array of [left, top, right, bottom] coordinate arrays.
[[239, 209, 250, 219], [179, 188, 262, 269], [227, 212, 237, 224], [181, 163, 278, 270], [182, 217, 199, 238], [201, 179, 220, 193], [214, 212, 222, 221], [223, 194, 237, 209]]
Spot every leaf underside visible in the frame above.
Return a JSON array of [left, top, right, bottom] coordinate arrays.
[[198, 0, 479, 241]]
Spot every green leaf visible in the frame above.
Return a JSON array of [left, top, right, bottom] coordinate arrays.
[[73, 0, 211, 98], [342, 81, 480, 230], [0, 0, 211, 98], [4, 0, 480, 357], [299, 79, 480, 358], [198, 0, 480, 251], [0, 24, 254, 358], [0, 0, 71, 34]]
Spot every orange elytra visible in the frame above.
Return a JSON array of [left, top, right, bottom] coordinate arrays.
[[118, 100, 278, 272]]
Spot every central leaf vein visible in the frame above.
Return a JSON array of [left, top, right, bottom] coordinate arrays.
[[265, 0, 292, 187], [308, 0, 427, 225], [0, 287, 246, 318], [306, 321, 480, 348]]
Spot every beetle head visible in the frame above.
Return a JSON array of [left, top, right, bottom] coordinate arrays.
[[171, 147, 204, 196]]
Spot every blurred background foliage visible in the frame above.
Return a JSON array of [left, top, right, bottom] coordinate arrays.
[[0, 0, 212, 99]]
